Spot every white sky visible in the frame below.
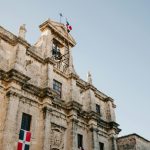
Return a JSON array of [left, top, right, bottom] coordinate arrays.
[[0, 0, 150, 140]]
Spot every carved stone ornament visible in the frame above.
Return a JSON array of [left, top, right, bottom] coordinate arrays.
[[50, 128, 64, 150]]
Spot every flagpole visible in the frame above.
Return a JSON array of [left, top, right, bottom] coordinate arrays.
[[59, 13, 63, 23]]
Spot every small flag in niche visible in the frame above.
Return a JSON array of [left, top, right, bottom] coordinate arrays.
[[66, 21, 72, 32], [17, 129, 31, 150]]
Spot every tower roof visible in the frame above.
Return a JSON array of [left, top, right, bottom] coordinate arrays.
[[39, 19, 76, 47]]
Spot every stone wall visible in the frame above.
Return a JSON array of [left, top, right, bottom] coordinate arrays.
[[136, 135, 150, 150], [117, 134, 150, 150]]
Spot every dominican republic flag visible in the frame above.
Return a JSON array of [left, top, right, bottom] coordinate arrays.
[[66, 21, 72, 32], [17, 129, 31, 150]]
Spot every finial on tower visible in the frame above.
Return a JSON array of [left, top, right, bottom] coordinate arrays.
[[87, 71, 92, 84], [18, 24, 27, 39]]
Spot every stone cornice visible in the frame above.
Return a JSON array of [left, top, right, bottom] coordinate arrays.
[[0, 69, 30, 84], [44, 57, 56, 65], [88, 111, 102, 120], [6, 89, 41, 107], [76, 78, 112, 102], [26, 48, 45, 64], [98, 119, 121, 134], [17, 37, 31, 48], [27, 47, 58, 66], [0, 26, 17, 45], [65, 100, 82, 111], [68, 73, 79, 80], [22, 84, 55, 99], [85, 84, 97, 91], [117, 133, 150, 143], [76, 78, 87, 89], [77, 109, 121, 134], [51, 97, 65, 108], [105, 97, 114, 102], [0, 26, 30, 48], [53, 68, 68, 79]]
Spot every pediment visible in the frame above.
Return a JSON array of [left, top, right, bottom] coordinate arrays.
[[39, 19, 76, 47]]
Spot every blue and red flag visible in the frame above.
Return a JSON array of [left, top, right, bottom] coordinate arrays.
[[17, 129, 31, 150], [66, 21, 72, 33]]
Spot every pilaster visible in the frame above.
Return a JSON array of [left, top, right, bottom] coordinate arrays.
[[43, 106, 52, 150], [111, 135, 118, 150], [2, 93, 20, 150], [90, 127, 99, 150], [71, 118, 78, 150], [13, 43, 26, 74]]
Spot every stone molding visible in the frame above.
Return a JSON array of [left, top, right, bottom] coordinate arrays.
[[98, 119, 121, 134], [77, 78, 112, 102], [6, 89, 41, 108], [0, 26, 30, 47], [22, 84, 55, 98], [65, 100, 82, 111], [0, 69, 30, 84], [26, 48, 45, 64], [117, 133, 150, 143]]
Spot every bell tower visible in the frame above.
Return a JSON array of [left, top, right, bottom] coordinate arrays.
[[35, 19, 76, 73]]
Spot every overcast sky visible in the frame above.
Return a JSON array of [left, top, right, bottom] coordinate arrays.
[[0, 0, 150, 140]]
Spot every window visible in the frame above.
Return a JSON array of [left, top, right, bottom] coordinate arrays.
[[53, 79, 62, 98], [52, 43, 62, 60], [99, 142, 104, 150], [96, 104, 100, 114], [77, 134, 83, 148], [21, 113, 31, 131]]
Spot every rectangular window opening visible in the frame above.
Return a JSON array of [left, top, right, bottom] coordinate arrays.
[[96, 104, 101, 114], [53, 79, 62, 98], [77, 134, 83, 148], [21, 113, 31, 131], [99, 142, 104, 150]]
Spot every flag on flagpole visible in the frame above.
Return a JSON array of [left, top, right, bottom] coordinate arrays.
[[66, 20, 72, 32], [17, 129, 31, 150]]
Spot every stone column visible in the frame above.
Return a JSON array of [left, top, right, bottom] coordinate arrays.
[[43, 106, 52, 150], [2, 92, 20, 150]]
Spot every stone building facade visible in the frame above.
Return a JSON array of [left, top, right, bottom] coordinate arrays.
[[0, 19, 149, 150], [0, 19, 120, 150], [117, 134, 150, 150]]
